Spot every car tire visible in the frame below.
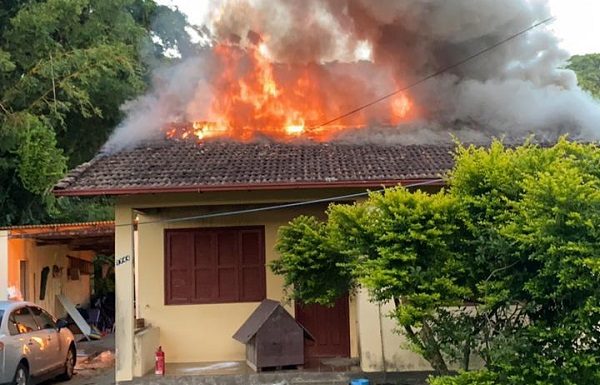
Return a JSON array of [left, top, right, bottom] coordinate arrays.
[[57, 346, 76, 381], [12, 362, 29, 385]]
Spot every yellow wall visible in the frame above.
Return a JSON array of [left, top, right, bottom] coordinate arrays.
[[6, 237, 93, 318], [115, 189, 365, 373], [115, 186, 445, 377], [136, 204, 359, 363]]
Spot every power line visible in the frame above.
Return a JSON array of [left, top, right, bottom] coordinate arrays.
[[123, 17, 554, 228], [132, 178, 444, 228], [310, 16, 556, 130], [3, 18, 555, 235], [0, 179, 446, 241], [0, 178, 445, 237]]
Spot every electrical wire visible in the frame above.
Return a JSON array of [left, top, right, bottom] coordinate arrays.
[[119, 17, 553, 228], [0, 178, 444, 237], [309, 16, 556, 130], [132, 178, 444, 228], [1, 16, 556, 234]]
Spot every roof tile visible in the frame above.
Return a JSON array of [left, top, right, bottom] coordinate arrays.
[[53, 140, 456, 195]]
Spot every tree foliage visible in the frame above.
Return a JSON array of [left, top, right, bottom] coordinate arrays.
[[273, 215, 354, 305], [568, 53, 600, 98], [0, 0, 194, 225], [273, 139, 600, 384]]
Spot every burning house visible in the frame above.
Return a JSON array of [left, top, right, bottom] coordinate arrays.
[[54, 0, 600, 381], [54, 140, 452, 379]]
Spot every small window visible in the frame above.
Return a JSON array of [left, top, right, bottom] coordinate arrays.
[[12, 307, 39, 334], [30, 306, 56, 329]]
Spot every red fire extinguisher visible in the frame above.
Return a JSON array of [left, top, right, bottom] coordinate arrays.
[[155, 346, 165, 376]]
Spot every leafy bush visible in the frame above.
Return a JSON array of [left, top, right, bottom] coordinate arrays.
[[273, 139, 600, 383], [428, 371, 497, 385]]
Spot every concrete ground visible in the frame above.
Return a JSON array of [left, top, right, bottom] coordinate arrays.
[[39, 335, 433, 385], [76, 334, 116, 356], [43, 367, 431, 385], [53, 368, 116, 385], [43, 334, 117, 385], [129, 366, 432, 385]]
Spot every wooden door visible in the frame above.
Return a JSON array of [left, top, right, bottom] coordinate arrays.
[[295, 295, 350, 358]]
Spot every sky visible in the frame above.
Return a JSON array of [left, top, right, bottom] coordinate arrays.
[[547, 0, 600, 54], [157, 0, 600, 56]]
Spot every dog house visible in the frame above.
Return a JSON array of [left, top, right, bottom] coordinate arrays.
[[233, 299, 313, 371]]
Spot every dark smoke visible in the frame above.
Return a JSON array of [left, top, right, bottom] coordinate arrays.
[[106, 0, 600, 149]]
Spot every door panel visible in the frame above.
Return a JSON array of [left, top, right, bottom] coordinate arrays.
[[295, 295, 350, 358], [11, 307, 45, 375], [30, 307, 62, 371]]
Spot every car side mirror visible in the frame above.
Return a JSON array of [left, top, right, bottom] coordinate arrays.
[[56, 319, 68, 330]]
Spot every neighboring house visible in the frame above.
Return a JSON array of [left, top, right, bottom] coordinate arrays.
[[53, 140, 454, 381], [0, 222, 114, 318]]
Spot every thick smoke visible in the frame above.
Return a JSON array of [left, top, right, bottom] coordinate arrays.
[[106, 0, 600, 149]]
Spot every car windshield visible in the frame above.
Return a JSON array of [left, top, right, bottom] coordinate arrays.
[[0, 309, 3, 325]]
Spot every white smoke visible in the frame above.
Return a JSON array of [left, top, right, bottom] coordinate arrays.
[[106, 0, 600, 149], [105, 55, 215, 149]]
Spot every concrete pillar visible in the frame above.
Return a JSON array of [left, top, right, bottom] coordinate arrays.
[[357, 288, 385, 372], [134, 228, 140, 319], [115, 206, 135, 382], [357, 288, 433, 372], [0, 231, 8, 300]]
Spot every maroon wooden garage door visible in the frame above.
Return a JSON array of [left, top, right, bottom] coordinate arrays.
[[295, 295, 350, 358]]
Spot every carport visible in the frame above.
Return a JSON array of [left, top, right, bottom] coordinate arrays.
[[0, 221, 114, 319]]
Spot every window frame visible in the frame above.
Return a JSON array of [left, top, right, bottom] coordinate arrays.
[[164, 226, 266, 305], [10, 306, 39, 335], [7, 312, 19, 336], [29, 306, 57, 330]]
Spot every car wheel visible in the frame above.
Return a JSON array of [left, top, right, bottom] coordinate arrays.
[[57, 346, 76, 381], [12, 363, 29, 385]]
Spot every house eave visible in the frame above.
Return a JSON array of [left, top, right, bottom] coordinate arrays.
[[53, 178, 445, 197]]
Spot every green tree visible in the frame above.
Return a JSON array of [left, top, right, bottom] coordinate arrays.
[[273, 139, 600, 384], [442, 140, 600, 384], [568, 53, 600, 98], [0, 0, 194, 225]]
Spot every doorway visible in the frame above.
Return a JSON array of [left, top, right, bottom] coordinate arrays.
[[295, 295, 350, 358], [19, 260, 28, 301]]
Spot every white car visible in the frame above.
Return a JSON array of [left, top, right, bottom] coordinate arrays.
[[0, 301, 76, 385]]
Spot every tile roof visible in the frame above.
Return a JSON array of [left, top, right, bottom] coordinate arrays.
[[53, 140, 455, 196], [0, 221, 114, 231]]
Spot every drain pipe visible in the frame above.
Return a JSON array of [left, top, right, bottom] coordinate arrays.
[[378, 302, 387, 383]]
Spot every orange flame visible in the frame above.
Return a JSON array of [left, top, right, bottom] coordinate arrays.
[[167, 42, 415, 142]]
